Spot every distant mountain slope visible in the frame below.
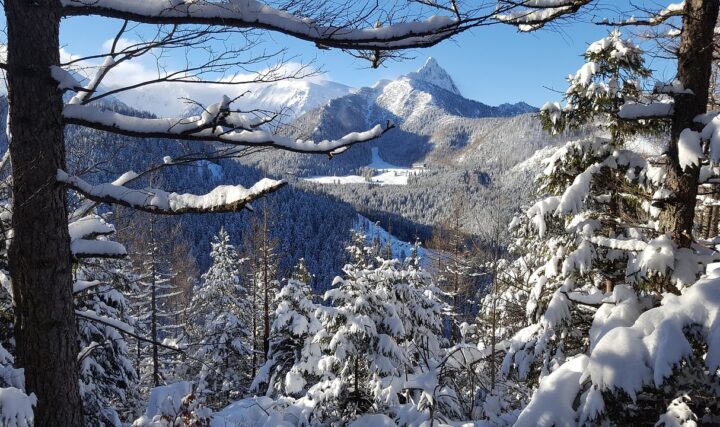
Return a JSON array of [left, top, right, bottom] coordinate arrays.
[[240, 58, 542, 178], [231, 79, 353, 120], [231, 59, 586, 238]]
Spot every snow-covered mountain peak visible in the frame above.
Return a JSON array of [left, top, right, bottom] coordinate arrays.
[[410, 57, 460, 95]]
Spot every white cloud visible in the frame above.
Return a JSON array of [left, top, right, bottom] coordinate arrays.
[[101, 37, 139, 53], [63, 37, 337, 117], [0, 38, 348, 118]]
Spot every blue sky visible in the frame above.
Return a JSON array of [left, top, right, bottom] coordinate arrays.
[[56, 3, 677, 109]]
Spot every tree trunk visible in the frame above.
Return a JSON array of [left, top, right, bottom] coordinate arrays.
[[263, 207, 270, 358], [6, 1, 83, 425], [151, 229, 160, 387], [659, 0, 719, 247]]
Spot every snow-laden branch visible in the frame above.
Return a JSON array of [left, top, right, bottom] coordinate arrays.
[[63, 102, 394, 154], [68, 214, 128, 259], [618, 101, 674, 119], [58, 169, 286, 215], [597, 1, 685, 27], [69, 171, 140, 223], [71, 239, 128, 259], [75, 309, 135, 335], [73, 280, 102, 294], [68, 214, 115, 241], [497, 0, 593, 32], [61, 0, 461, 50]]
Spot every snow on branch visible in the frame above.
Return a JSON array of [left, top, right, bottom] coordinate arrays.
[[75, 309, 135, 335], [73, 280, 103, 294], [69, 171, 139, 223], [0, 387, 37, 427], [50, 65, 87, 93], [497, 0, 593, 32], [585, 274, 720, 397], [57, 169, 286, 215], [61, 0, 461, 50], [71, 239, 127, 259], [597, 1, 685, 27], [516, 273, 720, 425], [63, 102, 394, 154], [67, 214, 128, 259], [68, 214, 115, 241], [618, 101, 674, 120]]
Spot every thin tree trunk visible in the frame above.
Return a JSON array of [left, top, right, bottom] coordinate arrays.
[[251, 273, 257, 378], [151, 221, 160, 387], [659, 0, 719, 248], [6, 0, 83, 425], [263, 206, 270, 358], [489, 254, 497, 391], [704, 203, 712, 239]]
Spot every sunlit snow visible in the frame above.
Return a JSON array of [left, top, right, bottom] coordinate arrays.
[[302, 147, 422, 186]]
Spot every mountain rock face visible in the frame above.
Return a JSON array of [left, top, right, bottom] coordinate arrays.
[[409, 57, 461, 95], [243, 58, 545, 176]]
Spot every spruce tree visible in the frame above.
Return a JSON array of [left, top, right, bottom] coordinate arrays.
[[186, 228, 252, 407], [251, 275, 322, 397]]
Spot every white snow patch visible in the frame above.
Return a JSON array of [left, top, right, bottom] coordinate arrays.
[[302, 147, 421, 186]]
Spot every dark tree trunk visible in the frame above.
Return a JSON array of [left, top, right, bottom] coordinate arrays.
[[263, 207, 270, 358], [659, 0, 719, 247], [5, 0, 83, 425], [151, 234, 160, 387]]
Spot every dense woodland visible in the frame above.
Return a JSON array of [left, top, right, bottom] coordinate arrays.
[[0, 0, 719, 426]]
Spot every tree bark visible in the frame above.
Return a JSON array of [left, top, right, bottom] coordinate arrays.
[[6, 0, 83, 425], [659, 0, 719, 247]]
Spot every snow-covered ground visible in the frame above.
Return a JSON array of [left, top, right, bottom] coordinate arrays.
[[302, 147, 422, 186]]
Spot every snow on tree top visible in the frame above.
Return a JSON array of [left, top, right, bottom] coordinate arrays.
[[410, 57, 460, 95]]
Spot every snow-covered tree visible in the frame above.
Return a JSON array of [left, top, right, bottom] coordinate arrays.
[[500, 31, 669, 383], [291, 258, 314, 288], [484, 30, 720, 425], [186, 228, 252, 407], [309, 236, 446, 423], [251, 278, 322, 397], [75, 256, 140, 427]]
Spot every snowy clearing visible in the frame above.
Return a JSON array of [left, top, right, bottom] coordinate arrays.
[[302, 147, 422, 186]]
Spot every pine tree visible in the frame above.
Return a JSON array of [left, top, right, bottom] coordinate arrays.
[[75, 253, 140, 426], [251, 276, 322, 397], [309, 235, 446, 423], [291, 257, 314, 287], [488, 31, 720, 425], [500, 31, 667, 384], [186, 228, 252, 407]]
